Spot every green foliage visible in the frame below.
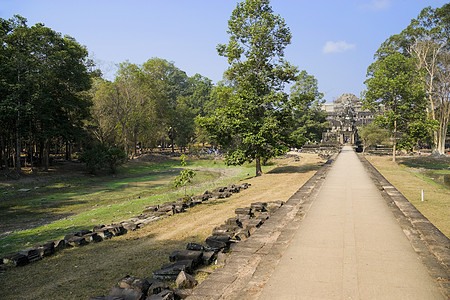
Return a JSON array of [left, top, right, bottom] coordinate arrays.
[[289, 71, 328, 147], [358, 123, 389, 152], [173, 154, 196, 196], [0, 15, 93, 169], [200, 0, 298, 176], [362, 52, 427, 160], [90, 59, 218, 154], [79, 143, 126, 174], [374, 3, 449, 155]]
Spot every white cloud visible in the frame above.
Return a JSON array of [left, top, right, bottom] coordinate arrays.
[[322, 41, 356, 54], [359, 0, 391, 11]]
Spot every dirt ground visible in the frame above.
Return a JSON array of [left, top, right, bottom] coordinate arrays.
[[0, 153, 325, 300]]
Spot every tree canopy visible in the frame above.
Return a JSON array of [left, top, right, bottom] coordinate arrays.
[[199, 0, 298, 176], [363, 52, 427, 161], [0, 15, 93, 171], [373, 3, 449, 155]]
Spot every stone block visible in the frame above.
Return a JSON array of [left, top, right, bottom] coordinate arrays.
[[2, 252, 29, 266], [35, 241, 55, 257], [169, 250, 203, 267], [67, 236, 88, 247], [201, 251, 216, 265], [239, 183, 251, 189], [176, 271, 197, 289], [144, 205, 159, 213], [108, 286, 144, 300], [227, 184, 241, 193], [253, 211, 270, 220], [18, 248, 41, 263], [52, 239, 67, 252], [211, 227, 234, 237], [93, 224, 105, 231], [173, 204, 185, 213], [64, 229, 92, 241], [225, 218, 242, 227], [190, 195, 202, 202], [118, 275, 150, 295], [153, 260, 193, 280], [250, 202, 267, 212], [185, 242, 205, 251], [234, 229, 250, 241], [94, 228, 114, 239], [235, 214, 250, 221], [191, 198, 203, 206], [235, 207, 252, 216], [213, 187, 226, 193], [83, 232, 103, 243], [241, 219, 263, 229], [205, 236, 230, 250], [103, 224, 127, 236], [122, 222, 138, 232], [145, 278, 167, 295]]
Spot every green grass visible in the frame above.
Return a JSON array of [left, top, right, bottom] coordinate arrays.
[[0, 156, 267, 256], [369, 155, 449, 237]]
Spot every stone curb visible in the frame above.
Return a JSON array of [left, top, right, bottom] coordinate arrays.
[[187, 153, 338, 300], [358, 154, 450, 298]]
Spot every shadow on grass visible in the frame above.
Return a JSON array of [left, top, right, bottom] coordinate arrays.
[[0, 231, 210, 299], [398, 156, 450, 170], [267, 163, 320, 174]]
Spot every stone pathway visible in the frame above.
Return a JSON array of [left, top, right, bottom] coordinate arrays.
[[258, 146, 444, 299]]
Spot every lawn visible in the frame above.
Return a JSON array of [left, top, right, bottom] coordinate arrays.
[[0, 152, 325, 299], [0, 154, 268, 257], [366, 154, 450, 238]]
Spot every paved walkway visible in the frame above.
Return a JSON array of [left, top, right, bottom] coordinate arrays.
[[259, 146, 444, 300]]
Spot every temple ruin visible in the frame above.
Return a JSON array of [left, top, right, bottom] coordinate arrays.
[[322, 93, 375, 144]]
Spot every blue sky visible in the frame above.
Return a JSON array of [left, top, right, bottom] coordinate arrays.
[[0, 0, 447, 102]]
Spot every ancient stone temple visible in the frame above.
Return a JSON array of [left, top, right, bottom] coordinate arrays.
[[322, 93, 375, 144]]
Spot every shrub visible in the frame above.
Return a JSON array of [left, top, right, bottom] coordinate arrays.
[[79, 143, 127, 174]]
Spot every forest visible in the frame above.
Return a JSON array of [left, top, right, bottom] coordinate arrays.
[[0, 14, 327, 174]]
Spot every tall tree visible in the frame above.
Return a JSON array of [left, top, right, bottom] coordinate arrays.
[[142, 58, 189, 152], [200, 0, 297, 176], [289, 71, 328, 146], [0, 15, 93, 171], [376, 4, 449, 154], [362, 52, 427, 162]]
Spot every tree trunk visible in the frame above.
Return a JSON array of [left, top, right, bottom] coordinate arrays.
[[171, 137, 175, 153], [43, 139, 50, 171], [28, 142, 34, 171], [0, 135, 5, 169], [15, 123, 21, 173], [255, 156, 262, 177], [66, 141, 72, 161], [392, 120, 397, 162], [437, 121, 447, 155]]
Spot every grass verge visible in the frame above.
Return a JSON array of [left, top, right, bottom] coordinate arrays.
[[0, 153, 324, 299], [0, 156, 270, 256], [366, 155, 449, 238]]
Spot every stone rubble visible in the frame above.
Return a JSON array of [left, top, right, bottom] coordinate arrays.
[[88, 186, 287, 300], [2, 180, 286, 299], [1, 182, 250, 270]]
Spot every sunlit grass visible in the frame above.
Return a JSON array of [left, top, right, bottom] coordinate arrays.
[[0, 156, 266, 256], [368, 155, 449, 237]]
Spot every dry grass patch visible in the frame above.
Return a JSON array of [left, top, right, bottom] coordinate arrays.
[[366, 155, 449, 238], [0, 153, 324, 300]]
